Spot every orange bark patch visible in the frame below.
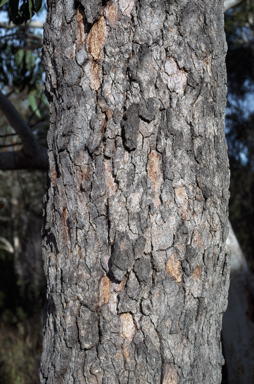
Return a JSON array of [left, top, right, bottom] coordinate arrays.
[[81, 165, 90, 180], [76, 7, 85, 46], [163, 365, 179, 384], [175, 186, 188, 220], [147, 150, 163, 207], [192, 265, 202, 280], [116, 351, 123, 360], [51, 168, 57, 187], [49, 152, 57, 187], [104, 2, 119, 27], [123, 344, 129, 359], [105, 160, 117, 196], [100, 276, 111, 305], [106, 109, 113, 120], [87, 17, 107, 61], [166, 255, 182, 284], [120, 313, 136, 342], [90, 61, 100, 91]]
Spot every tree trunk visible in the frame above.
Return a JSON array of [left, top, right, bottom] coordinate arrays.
[[41, 1, 230, 383], [222, 222, 254, 384]]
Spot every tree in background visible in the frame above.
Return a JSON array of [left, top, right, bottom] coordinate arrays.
[[220, 3, 254, 383], [225, 0, 254, 274], [0, 2, 48, 382]]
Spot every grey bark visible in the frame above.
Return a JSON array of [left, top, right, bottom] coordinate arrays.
[[41, 1, 230, 383], [222, 222, 254, 384]]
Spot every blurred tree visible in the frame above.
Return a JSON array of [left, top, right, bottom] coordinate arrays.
[[225, 0, 254, 273], [0, 2, 47, 383], [0, 0, 48, 170]]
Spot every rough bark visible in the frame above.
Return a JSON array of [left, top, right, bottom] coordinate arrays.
[[222, 222, 254, 384], [41, 1, 230, 383]]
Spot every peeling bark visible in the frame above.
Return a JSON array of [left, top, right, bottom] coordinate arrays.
[[41, 1, 230, 383]]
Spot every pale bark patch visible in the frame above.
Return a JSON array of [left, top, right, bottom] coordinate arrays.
[[203, 55, 212, 76], [175, 186, 188, 220], [162, 58, 187, 96], [99, 276, 111, 305], [105, 160, 117, 196], [119, 0, 135, 16], [61, 208, 69, 242], [139, 120, 155, 137], [120, 313, 136, 342], [104, 3, 119, 27], [108, 279, 126, 314], [192, 229, 203, 248], [152, 220, 175, 251], [163, 365, 179, 384], [147, 150, 163, 208], [166, 255, 182, 284], [87, 17, 107, 61]]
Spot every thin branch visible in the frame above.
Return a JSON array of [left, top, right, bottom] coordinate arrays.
[[24, 31, 43, 46], [1, 32, 21, 39], [5, 89, 15, 98], [0, 237, 14, 253], [241, 29, 250, 44], [0, 90, 40, 157], [0, 147, 48, 171], [0, 133, 18, 138], [0, 91, 49, 170], [224, 0, 245, 12], [0, 216, 11, 222], [0, 142, 23, 148], [0, 21, 44, 29]]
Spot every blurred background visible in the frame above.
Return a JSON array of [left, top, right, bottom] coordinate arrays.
[[0, 1, 254, 383]]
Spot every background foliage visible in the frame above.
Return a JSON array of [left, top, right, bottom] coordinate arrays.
[[0, 1, 47, 382]]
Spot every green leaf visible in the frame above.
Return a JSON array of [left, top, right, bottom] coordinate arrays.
[[28, 94, 41, 118], [0, 0, 8, 7], [28, 0, 33, 19], [15, 49, 24, 68], [25, 50, 32, 71], [33, 0, 42, 12]]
